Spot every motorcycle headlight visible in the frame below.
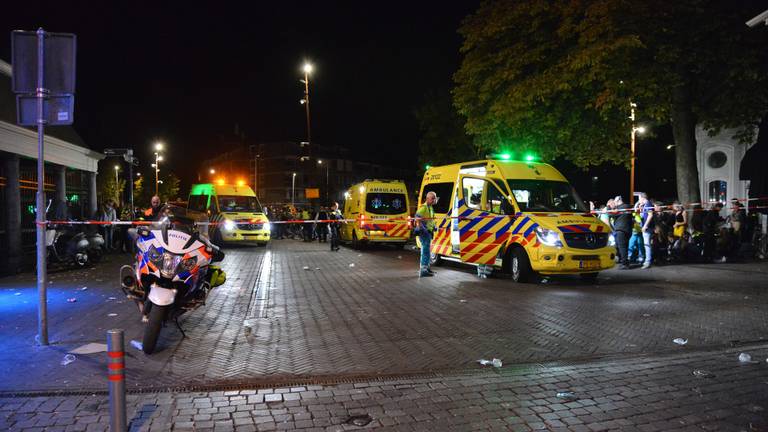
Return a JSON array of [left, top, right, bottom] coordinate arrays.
[[147, 245, 163, 263], [223, 220, 236, 231], [608, 233, 616, 247], [178, 256, 198, 273], [160, 252, 183, 278], [535, 226, 563, 247]]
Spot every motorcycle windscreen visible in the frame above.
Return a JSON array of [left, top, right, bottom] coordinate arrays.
[[457, 175, 515, 265]]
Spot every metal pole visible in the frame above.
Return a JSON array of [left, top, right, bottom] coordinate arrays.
[[630, 102, 636, 206], [115, 167, 119, 204], [291, 173, 296, 207], [325, 163, 329, 202], [106, 329, 127, 432], [304, 71, 311, 146], [127, 157, 134, 217], [35, 28, 48, 346], [254, 154, 258, 196], [154, 153, 159, 197]]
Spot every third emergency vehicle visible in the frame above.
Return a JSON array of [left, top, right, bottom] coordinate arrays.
[[341, 179, 411, 249]]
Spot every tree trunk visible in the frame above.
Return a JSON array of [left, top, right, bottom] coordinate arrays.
[[670, 81, 700, 205]]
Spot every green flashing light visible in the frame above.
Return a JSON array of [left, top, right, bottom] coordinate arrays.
[[524, 153, 536, 162], [26, 205, 35, 215], [424, 164, 431, 170], [190, 183, 215, 195], [498, 153, 512, 160]]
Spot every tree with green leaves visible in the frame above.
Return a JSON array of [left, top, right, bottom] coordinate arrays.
[[414, 89, 478, 168], [454, 0, 768, 204], [158, 173, 181, 202]]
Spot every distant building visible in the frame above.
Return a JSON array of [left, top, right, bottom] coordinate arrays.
[[0, 59, 103, 274], [199, 140, 415, 208]]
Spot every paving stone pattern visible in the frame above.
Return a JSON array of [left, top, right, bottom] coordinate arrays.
[[1, 241, 767, 392], [1, 345, 767, 431]]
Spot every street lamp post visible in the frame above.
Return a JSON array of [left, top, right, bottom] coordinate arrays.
[[301, 63, 313, 147], [629, 102, 645, 206], [153, 142, 164, 197], [114, 165, 120, 204], [291, 172, 297, 207], [318, 159, 329, 201]]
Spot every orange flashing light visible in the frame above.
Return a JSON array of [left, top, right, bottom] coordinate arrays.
[[216, 178, 225, 185]]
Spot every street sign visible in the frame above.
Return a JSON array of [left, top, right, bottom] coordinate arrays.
[[16, 94, 74, 126], [11, 31, 76, 94], [305, 188, 320, 199]]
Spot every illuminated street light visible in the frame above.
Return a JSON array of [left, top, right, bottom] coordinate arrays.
[[209, 168, 216, 174], [303, 63, 313, 74], [114, 165, 120, 203]]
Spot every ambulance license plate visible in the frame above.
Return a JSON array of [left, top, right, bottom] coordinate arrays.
[[579, 260, 599, 270]]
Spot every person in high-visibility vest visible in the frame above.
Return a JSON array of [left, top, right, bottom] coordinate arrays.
[[415, 191, 437, 278]]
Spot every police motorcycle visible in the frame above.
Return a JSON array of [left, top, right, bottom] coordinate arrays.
[[45, 199, 104, 267], [119, 205, 226, 354]]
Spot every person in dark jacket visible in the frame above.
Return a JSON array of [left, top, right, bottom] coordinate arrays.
[[611, 196, 633, 269]]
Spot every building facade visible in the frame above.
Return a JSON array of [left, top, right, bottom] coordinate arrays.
[[200, 140, 415, 208], [0, 60, 103, 274]]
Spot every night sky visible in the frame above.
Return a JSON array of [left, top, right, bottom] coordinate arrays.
[[1, 2, 480, 186]]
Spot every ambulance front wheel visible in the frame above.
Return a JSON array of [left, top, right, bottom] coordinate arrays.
[[508, 247, 533, 283]]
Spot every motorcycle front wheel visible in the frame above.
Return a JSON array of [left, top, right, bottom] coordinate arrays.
[[142, 303, 168, 354]]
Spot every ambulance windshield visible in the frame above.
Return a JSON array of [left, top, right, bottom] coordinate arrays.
[[366, 193, 407, 215], [506, 180, 587, 213], [218, 195, 263, 213]]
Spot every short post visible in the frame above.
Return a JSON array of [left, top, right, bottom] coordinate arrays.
[[107, 329, 127, 432]]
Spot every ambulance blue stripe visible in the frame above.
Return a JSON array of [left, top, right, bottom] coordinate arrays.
[[523, 222, 539, 237], [478, 216, 504, 235], [460, 212, 489, 234], [495, 219, 513, 239], [512, 217, 530, 234]]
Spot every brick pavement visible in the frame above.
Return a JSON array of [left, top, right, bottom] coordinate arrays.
[[1, 240, 767, 393], [1, 345, 766, 431]]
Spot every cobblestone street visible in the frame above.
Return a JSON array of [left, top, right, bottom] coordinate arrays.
[[1, 240, 767, 430]]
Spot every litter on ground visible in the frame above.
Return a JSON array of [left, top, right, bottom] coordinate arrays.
[[673, 338, 688, 345], [70, 343, 108, 355], [60, 354, 76, 366], [130, 340, 144, 351], [478, 358, 502, 368]]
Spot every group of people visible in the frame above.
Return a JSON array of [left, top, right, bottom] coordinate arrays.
[[595, 194, 750, 268], [267, 202, 343, 251]]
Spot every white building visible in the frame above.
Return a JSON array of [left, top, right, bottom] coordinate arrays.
[[696, 126, 755, 213]]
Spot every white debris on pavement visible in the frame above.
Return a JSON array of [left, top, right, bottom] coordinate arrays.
[[70, 343, 108, 355], [108, 313, 118, 317], [672, 338, 688, 345], [60, 354, 76, 366], [739, 353, 752, 363], [349, 263, 355, 267], [130, 340, 144, 351]]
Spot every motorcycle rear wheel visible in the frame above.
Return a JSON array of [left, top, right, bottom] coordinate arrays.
[[142, 303, 168, 354]]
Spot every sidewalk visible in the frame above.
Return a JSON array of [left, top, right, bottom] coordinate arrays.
[[1, 344, 766, 431]]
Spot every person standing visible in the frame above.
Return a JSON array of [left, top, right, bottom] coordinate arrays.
[[611, 196, 632, 269], [329, 202, 342, 251], [315, 207, 329, 243], [415, 191, 438, 278], [102, 200, 118, 251], [638, 193, 655, 269]]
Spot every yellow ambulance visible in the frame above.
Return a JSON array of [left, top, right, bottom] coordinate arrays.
[[418, 158, 615, 282], [188, 183, 270, 246], [341, 179, 411, 249]]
